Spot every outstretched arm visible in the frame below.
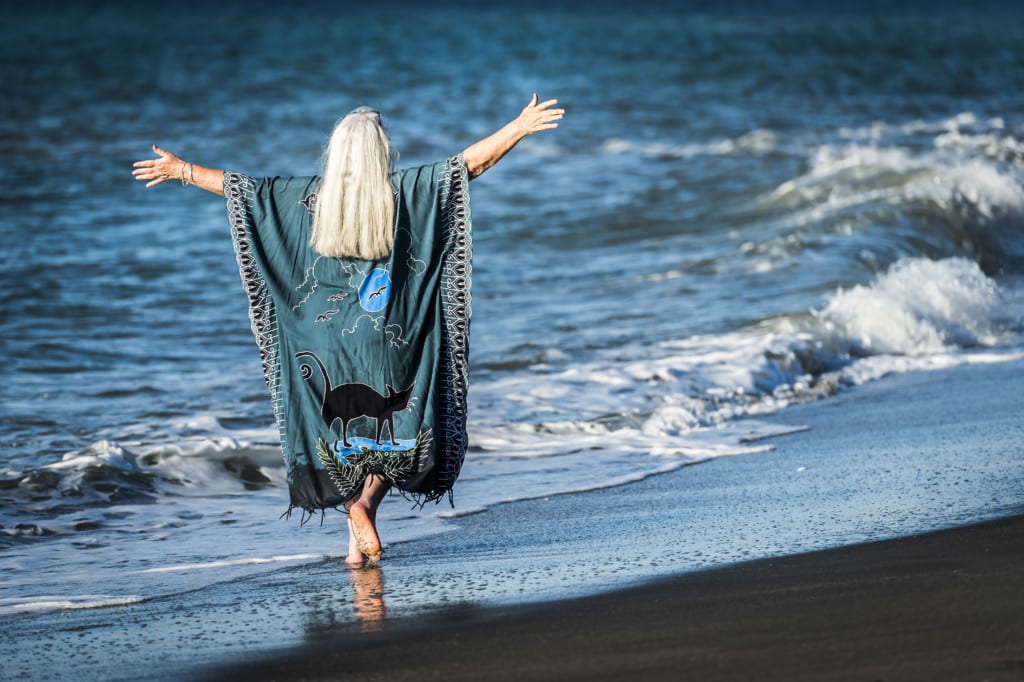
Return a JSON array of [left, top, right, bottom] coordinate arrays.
[[462, 94, 564, 180], [132, 145, 225, 196]]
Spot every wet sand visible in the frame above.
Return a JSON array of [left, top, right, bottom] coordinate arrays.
[[211, 514, 1024, 682]]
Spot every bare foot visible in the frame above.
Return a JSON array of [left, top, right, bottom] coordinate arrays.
[[348, 500, 383, 565], [345, 517, 365, 568]]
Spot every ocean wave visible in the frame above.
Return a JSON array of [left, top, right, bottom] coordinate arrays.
[[738, 257, 1013, 396], [812, 257, 1002, 356], [3, 258, 1015, 557], [777, 144, 1024, 223], [837, 113, 1018, 153], [604, 113, 1024, 272], [753, 116, 1024, 272], [470, 257, 1019, 459], [0, 437, 284, 539]]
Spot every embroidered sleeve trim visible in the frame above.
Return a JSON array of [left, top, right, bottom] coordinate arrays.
[[433, 154, 473, 504], [223, 172, 288, 455]]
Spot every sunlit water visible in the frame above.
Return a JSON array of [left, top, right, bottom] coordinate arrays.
[[2, 2, 1023, 615]]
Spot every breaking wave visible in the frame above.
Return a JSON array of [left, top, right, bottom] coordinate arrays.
[[468, 256, 1020, 464]]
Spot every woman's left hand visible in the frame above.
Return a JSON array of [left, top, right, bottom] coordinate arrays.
[[514, 94, 564, 135], [463, 93, 566, 179], [132, 145, 186, 187]]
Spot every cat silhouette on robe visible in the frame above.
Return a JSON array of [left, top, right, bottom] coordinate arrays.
[[295, 351, 415, 448]]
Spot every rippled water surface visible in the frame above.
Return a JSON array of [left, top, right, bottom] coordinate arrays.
[[2, 2, 1023, 614]]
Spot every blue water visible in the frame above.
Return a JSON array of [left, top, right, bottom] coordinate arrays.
[[2, 1, 1024, 618]]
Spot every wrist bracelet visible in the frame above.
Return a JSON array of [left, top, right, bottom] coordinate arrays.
[[180, 161, 188, 186]]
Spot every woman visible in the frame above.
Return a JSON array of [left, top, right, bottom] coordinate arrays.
[[133, 95, 563, 567]]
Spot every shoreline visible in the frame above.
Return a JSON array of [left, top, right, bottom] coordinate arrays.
[[2, 357, 1022, 681], [203, 356, 1024, 681], [208, 513, 1024, 682]]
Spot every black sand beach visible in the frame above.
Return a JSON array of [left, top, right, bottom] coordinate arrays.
[[211, 514, 1024, 682]]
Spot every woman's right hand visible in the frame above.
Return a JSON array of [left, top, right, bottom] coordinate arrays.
[[132, 145, 186, 187]]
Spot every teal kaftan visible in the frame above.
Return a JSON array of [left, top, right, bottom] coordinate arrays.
[[223, 156, 471, 515]]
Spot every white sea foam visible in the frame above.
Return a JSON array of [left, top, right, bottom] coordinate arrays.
[[32, 435, 285, 503], [943, 160, 1024, 220], [138, 553, 324, 574], [814, 258, 1002, 355], [837, 112, 1007, 142], [601, 128, 780, 159], [44, 440, 143, 472], [0, 595, 146, 616]]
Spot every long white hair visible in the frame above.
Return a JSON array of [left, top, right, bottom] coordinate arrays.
[[311, 107, 395, 260]]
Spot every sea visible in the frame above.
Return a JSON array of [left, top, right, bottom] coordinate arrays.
[[2, 1, 1023, 618]]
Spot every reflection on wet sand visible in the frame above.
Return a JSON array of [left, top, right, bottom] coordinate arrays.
[[349, 567, 386, 632]]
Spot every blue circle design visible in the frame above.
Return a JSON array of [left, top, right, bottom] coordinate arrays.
[[358, 268, 392, 312]]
